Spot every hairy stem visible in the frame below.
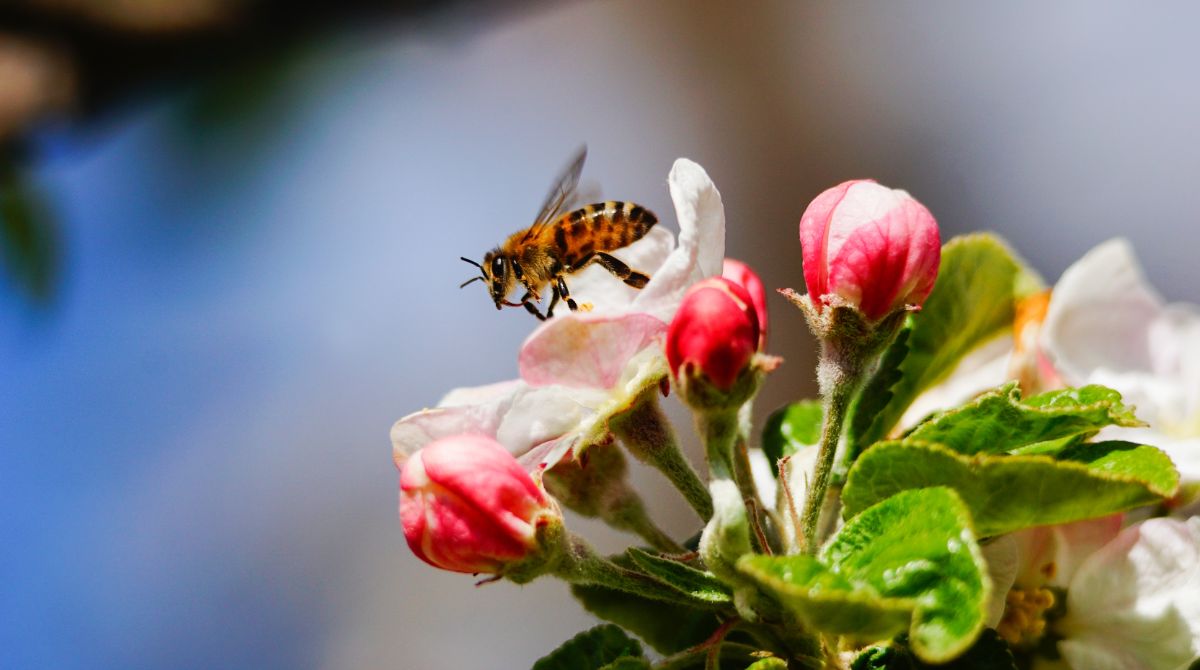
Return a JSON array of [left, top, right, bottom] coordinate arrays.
[[552, 534, 698, 607], [800, 347, 864, 555], [612, 395, 713, 520]]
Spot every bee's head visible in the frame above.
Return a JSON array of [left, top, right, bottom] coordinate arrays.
[[462, 251, 514, 309]]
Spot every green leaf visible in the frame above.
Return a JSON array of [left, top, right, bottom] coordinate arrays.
[[532, 624, 645, 670], [570, 585, 721, 655], [739, 488, 990, 663], [850, 234, 1042, 451], [598, 658, 652, 670], [851, 630, 1016, 669], [762, 400, 823, 477], [626, 548, 732, 605], [904, 383, 1144, 455], [843, 441, 1180, 536], [847, 322, 913, 462]]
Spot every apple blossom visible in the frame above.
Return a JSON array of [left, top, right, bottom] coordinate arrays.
[[994, 515, 1200, 669], [901, 239, 1200, 494], [393, 158, 725, 472], [799, 179, 941, 320], [1041, 239, 1200, 495], [399, 434, 562, 575]]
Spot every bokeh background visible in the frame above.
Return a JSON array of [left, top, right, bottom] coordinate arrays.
[[3, 2, 1199, 668]]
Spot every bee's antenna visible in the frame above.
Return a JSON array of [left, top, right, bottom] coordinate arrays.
[[459, 276, 485, 289], [460, 257, 483, 270]]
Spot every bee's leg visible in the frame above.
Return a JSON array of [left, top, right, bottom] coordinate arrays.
[[546, 284, 562, 318], [592, 252, 650, 289], [518, 291, 546, 321], [556, 276, 580, 312]]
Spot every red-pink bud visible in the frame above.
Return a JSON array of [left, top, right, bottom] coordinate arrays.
[[666, 277, 760, 391], [799, 180, 941, 320], [399, 434, 561, 574], [722, 258, 768, 347]]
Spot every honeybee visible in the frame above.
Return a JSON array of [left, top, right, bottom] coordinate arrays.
[[459, 147, 658, 320]]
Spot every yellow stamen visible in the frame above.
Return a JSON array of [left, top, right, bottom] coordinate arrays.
[[997, 586, 1057, 649]]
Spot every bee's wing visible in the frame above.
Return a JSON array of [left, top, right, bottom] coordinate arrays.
[[523, 146, 587, 241]]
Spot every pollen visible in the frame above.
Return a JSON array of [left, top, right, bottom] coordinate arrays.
[[580, 302, 594, 312], [997, 586, 1057, 649]]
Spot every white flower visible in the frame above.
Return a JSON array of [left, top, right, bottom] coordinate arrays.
[[995, 515, 1200, 670], [902, 239, 1200, 492], [392, 159, 725, 470], [1041, 239, 1200, 489]]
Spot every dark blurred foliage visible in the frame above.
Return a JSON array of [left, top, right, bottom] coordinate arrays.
[[0, 0, 522, 304], [0, 159, 56, 302]]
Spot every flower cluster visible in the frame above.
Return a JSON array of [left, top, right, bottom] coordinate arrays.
[[390, 161, 1200, 669]]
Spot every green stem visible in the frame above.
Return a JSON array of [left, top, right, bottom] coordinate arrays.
[[732, 401, 761, 510], [552, 534, 697, 606], [800, 348, 864, 555], [604, 490, 687, 554], [697, 408, 759, 619], [612, 396, 713, 520]]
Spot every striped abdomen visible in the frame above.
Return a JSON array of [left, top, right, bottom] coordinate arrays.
[[546, 201, 657, 267]]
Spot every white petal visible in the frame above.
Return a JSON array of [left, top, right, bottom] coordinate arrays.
[[899, 334, 1014, 430], [633, 158, 726, 321], [980, 535, 1019, 627], [1042, 239, 1164, 382], [391, 379, 592, 469], [748, 448, 777, 506], [1058, 518, 1200, 669], [566, 227, 674, 315]]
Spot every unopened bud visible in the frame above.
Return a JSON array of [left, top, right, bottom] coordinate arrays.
[[799, 179, 940, 320], [399, 434, 563, 576]]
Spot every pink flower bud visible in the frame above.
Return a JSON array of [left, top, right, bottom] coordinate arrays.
[[399, 434, 561, 574], [722, 258, 768, 347], [666, 277, 761, 391], [799, 179, 941, 320]]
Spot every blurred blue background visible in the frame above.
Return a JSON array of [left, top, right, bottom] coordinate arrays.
[[3, 2, 1199, 668]]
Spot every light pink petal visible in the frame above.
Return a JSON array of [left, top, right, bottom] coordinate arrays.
[[799, 180, 862, 301], [1042, 239, 1164, 381], [392, 380, 589, 468], [391, 405, 504, 469], [519, 312, 667, 389], [1058, 518, 1200, 669], [900, 334, 1014, 429], [1010, 515, 1124, 589], [633, 158, 726, 321]]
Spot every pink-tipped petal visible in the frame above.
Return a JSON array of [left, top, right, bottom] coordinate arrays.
[[799, 180, 940, 319], [799, 179, 867, 306], [519, 312, 667, 389], [399, 435, 560, 574]]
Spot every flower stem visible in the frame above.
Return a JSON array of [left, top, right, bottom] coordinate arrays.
[[611, 396, 713, 520], [604, 490, 687, 554], [551, 534, 699, 607], [800, 347, 864, 555]]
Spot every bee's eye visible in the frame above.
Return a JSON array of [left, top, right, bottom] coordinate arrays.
[[491, 257, 506, 278]]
